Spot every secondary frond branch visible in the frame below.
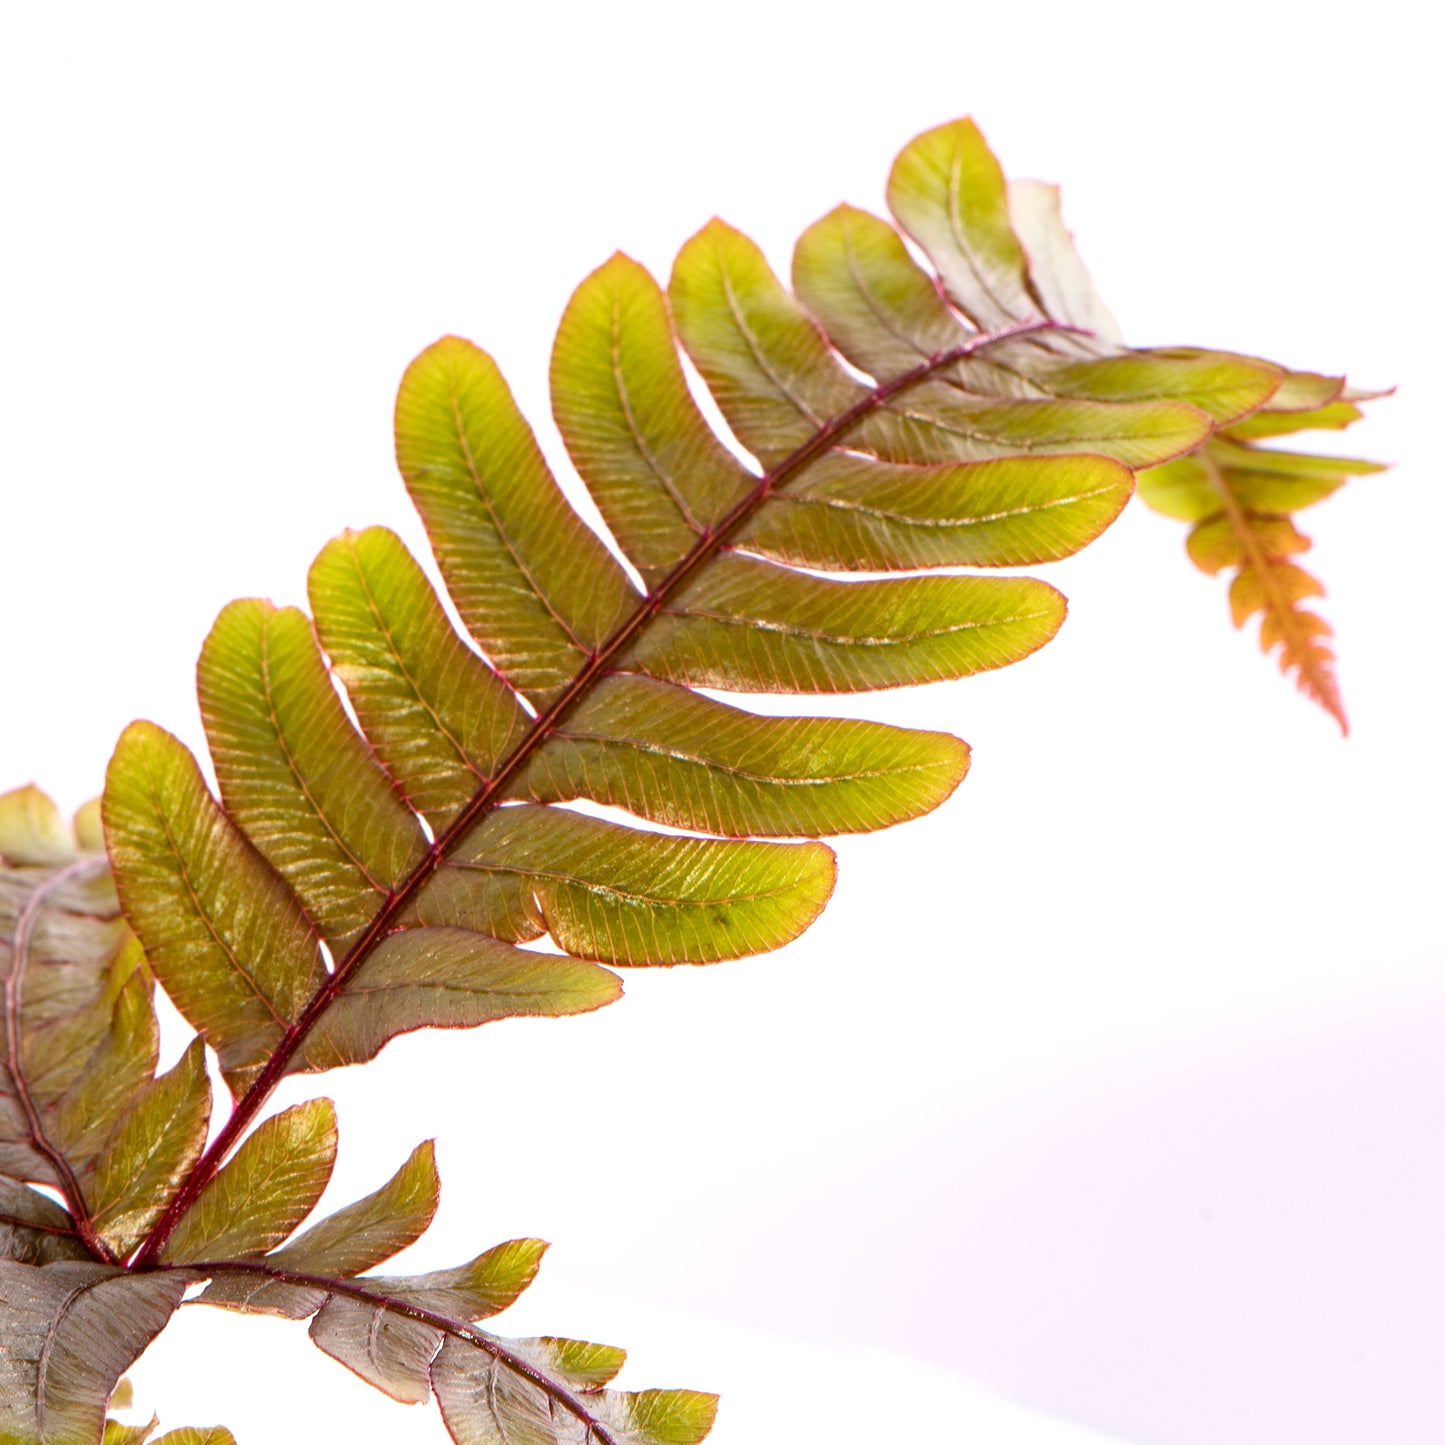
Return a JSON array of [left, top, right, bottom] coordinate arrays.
[[165, 1259, 625, 1445]]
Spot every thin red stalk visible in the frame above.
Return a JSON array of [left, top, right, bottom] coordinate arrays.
[[3, 856, 118, 1264], [131, 316, 1070, 1269], [162, 1259, 628, 1444]]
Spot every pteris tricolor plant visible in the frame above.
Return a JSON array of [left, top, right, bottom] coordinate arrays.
[[0, 117, 1384, 1445]]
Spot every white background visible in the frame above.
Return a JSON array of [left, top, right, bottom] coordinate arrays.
[[2, 3, 1440, 1441]]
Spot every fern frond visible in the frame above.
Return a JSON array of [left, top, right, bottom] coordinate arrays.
[[2, 115, 1386, 1445], [1138, 380, 1387, 731]]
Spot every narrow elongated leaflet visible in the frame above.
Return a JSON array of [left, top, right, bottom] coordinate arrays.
[[103, 722, 326, 1092], [738, 451, 1132, 572], [551, 252, 754, 585], [87, 1038, 210, 1260], [308, 528, 532, 830], [395, 337, 638, 705], [415, 805, 835, 966], [198, 601, 427, 942], [630, 553, 1067, 694], [886, 117, 1042, 331], [160, 1099, 337, 1263], [519, 674, 970, 838]]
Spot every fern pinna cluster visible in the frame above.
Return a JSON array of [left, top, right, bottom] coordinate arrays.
[[1, 118, 1380, 1445]]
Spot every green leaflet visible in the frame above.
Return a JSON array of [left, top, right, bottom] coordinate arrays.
[[1222, 399, 1364, 441], [520, 674, 969, 838], [102, 1423, 237, 1445], [100, 1417, 153, 1445], [0, 788, 81, 868], [0, 1262, 188, 1445], [791, 205, 1266, 433], [50, 958, 157, 1177], [792, 203, 965, 380], [416, 804, 834, 966], [670, 218, 865, 465], [630, 552, 1066, 694], [395, 336, 638, 705], [266, 1139, 437, 1278], [88, 1039, 211, 1261], [551, 252, 754, 585], [886, 117, 1042, 332], [160, 1099, 337, 1264], [308, 528, 531, 831], [433, 1335, 716, 1445], [584, 1390, 720, 1445], [299, 928, 622, 1070], [860, 388, 1211, 469], [1138, 439, 1385, 522], [198, 600, 427, 941], [739, 451, 1133, 572], [672, 211, 1210, 472], [377, 1238, 550, 1322], [1030, 352, 1282, 425], [103, 723, 326, 1092]]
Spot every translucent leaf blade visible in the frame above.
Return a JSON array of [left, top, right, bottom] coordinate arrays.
[[739, 451, 1133, 572], [886, 118, 1041, 331], [1138, 441, 1384, 522], [0, 787, 78, 868], [265, 1139, 438, 1278], [103, 723, 326, 1092], [417, 805, 835, 966], [669, 219, 864, 465], [198, 600, 427, 941], [52, 953, 157, 1177], [2, 854, 136, 1190], [0, 1262, 188, 1445], [377, 1238, 550, 1322], [587, 1389, 719, 1445], [299, 928, 622, 1070], [1007, 179, 1122, 343], [309, 528, 531, 830], [160, 1098, 337, 1264], [395, 336, 637, 705], [1033, 352, 1281, 425], [432, 1334, 628, 1445], [630, 552, 1066, 694], [520, 673, 969, 837], [551, 253, 754, 584], [87, 1038, 211, 1260], [309, 1294, 442, 1405], [791, 204, 965, 382], [864, 390, 1211, 469], [1222, 399, 1364, 441]]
